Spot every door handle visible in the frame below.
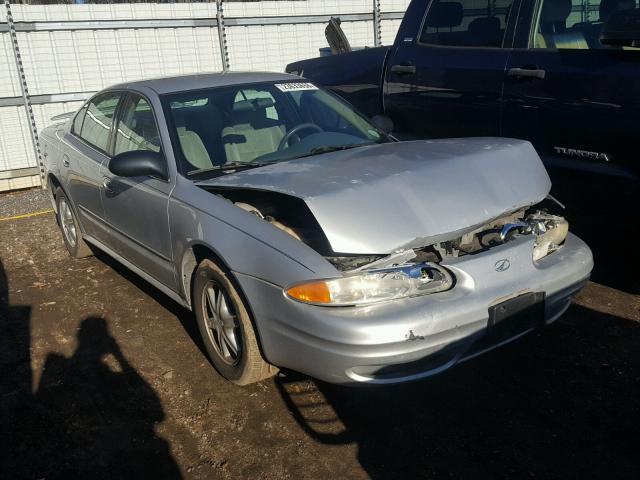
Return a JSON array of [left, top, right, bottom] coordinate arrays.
[[508, 67, 546, 80], [390, 63, 416, 75], [102, 178, 114, 194], [62, 157, 70, 167]]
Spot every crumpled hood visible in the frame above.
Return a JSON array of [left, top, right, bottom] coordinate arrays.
[[198, 138, 551, 254]]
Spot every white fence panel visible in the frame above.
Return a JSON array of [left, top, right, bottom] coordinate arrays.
[[0, 1, 410, 192]]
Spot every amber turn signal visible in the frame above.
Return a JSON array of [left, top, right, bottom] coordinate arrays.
[[286, 281, 331, 304]]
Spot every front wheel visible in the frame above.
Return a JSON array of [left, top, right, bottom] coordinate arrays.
[[193, 259, 276, 385], [55, 188, 92, 259]]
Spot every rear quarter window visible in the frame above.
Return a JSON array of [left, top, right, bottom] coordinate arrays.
[[72, 106, 86, 135]]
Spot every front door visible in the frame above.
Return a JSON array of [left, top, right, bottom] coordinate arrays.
[[384, 0, 518, 138], [100, 93, 175, 290]]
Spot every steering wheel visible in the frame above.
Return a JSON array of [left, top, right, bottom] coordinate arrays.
[[277, 123, 323, 151]]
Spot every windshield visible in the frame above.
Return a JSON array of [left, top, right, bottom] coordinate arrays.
[[162, 81, 387, 178]]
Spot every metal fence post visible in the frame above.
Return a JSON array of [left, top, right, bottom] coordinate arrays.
[[373, 0, 382, 47], [216, 0, 230, 71], [4, 0, 44, 185]]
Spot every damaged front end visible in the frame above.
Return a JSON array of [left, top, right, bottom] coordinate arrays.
[[203, 185, 569, 307], [283, 202, 569, 307], [195, 138, 569, 307]]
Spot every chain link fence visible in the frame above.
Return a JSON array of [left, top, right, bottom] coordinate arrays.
[[0, 0, 410, 191]]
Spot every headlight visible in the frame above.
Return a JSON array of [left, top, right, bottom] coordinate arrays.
[[529, 213, 569, 261], [285, 263, 453, 307]]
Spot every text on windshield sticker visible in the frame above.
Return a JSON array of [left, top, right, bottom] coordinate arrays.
[[275, 82, 318, 92]]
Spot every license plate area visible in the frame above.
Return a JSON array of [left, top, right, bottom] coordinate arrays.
[[486, 292, 545, 339]]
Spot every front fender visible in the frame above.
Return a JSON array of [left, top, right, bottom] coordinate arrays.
[[169, 178, 340, 293]]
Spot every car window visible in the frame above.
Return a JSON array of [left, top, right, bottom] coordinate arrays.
[[114, 94, 161, 156], [72, 105, 86, 135], [80, 92, 121, 153], [532, 0, 640, 49], [163, 82, 385, 177], [419, 0, 513, 48]]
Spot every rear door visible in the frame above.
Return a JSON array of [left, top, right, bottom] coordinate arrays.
[[502, 0, 640, 288], [503, 0, 640, 189], [100, 92, 175, 290], [63, 91, 122, 241], [384, 0, 518, 138]]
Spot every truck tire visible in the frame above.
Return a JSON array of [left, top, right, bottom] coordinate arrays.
[[55, 187, 93, 259], [193, 258, 277, 385]]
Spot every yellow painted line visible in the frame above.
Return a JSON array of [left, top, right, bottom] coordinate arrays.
[[0, 209, 54, 222]]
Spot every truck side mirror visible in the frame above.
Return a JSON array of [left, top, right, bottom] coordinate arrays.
[[600, 8, 640, 47], [371, 115, 394, 135]]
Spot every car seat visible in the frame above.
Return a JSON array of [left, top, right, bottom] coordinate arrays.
[[172, 107, 213, 171], [535, 0, 589, 49], [221, 98, 285, 163]]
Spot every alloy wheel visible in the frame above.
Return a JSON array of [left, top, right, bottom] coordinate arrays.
[[201, 280, 242, 365], [59, 198, 77, 248]]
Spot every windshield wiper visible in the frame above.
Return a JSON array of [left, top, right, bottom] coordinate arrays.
[[304, 143, 369, 157], [187, 161, 272, 177]]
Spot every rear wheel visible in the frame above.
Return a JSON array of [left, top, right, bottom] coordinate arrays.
[[55, 188, 92, 259], [193, 258, 276, 385]]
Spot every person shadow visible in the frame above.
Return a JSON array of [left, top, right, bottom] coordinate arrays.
[[29, 316, 182, 478], [1, 260, 181, 479]]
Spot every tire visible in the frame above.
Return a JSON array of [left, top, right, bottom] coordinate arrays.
[[193, 258, 277, 385], [55, 187, 93, 259]]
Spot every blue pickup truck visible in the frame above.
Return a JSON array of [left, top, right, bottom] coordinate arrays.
[[287, 0, 640, 291]]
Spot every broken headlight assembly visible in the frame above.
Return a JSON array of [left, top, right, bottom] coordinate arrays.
[[500, 212, 568, 261], [285, 263, 453, 307], [528, 213, 569, 261]]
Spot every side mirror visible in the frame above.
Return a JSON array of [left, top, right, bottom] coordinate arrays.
[[108, 150, 167, 180], [371, 114, 394, 135], [600, 9, 640, 47]]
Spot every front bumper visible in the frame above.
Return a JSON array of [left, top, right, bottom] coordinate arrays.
[[236, 233, 593, 385]]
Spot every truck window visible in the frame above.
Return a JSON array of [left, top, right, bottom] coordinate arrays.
[[419, 0, 513, 48], [533, 0, 640, 49]]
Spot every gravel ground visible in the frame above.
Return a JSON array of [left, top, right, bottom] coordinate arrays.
[[0, 188, 51, 218], [1, 208, 639, 479]]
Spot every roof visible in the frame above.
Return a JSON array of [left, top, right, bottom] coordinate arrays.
[[110, 71, 301, 95]]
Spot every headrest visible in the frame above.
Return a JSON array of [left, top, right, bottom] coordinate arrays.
[[541, 0, 572, 23], [229, 99, 279, 129], [232, 98, 275, 113], [467, 17, 502, 45], [425, 2, 464, 28], [600, 0, 636, 20], [468, 16, 501, 34], [172, 107, 186, 128]]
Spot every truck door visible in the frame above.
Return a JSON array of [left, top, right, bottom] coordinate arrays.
[[502, 0, 640, 289], [384, 0, 518, 138]]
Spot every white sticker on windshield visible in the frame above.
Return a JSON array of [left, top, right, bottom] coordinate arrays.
[[275, 82, 318, 92]]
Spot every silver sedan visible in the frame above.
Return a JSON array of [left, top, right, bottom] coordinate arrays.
[[40, 72, 593, 385]]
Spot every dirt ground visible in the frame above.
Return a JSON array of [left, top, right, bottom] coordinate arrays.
[[1, 189, 639, 480]]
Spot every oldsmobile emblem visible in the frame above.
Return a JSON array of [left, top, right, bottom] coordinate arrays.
[[494, 259, 511, 272]]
